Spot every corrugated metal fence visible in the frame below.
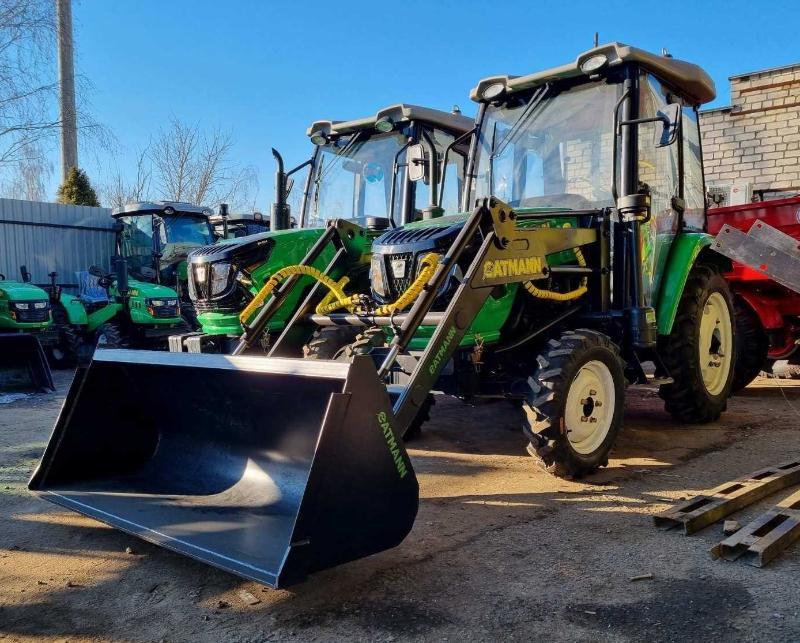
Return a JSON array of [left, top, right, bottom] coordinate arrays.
[[0, 198, 115, 290]]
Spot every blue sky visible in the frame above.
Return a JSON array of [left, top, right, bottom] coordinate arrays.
[[71, 0, 800, 210]]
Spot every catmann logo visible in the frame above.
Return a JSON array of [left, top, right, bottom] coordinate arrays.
[[377, 411, 408, 478], [428, 326, 457, 376], [482, 256, 545, 279]]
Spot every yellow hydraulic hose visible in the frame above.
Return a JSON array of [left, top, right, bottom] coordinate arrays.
[[373, 252, 441, 316], [239, 265, 360, 325], [523, 247, 588, 301]]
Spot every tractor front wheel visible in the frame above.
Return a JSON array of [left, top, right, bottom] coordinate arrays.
[[731, 298, 769, 393], [96, 322, 129, 349], [524, 330, 625, 478], [47, 304, 81, 369], [659, 264, 735, 422]]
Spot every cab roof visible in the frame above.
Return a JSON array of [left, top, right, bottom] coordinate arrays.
[[306, 103, 474, 140], [470, 42, 716, 106], [112, 201, 213, 218]]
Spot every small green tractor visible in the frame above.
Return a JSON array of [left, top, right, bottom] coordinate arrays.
[[46, 260, 186, 366], [32, 43, 738, 588], [174, 103, 473, 353], [0, 267, 54, 390]]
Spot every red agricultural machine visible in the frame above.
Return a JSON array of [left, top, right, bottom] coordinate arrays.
[[709, 195, 800, 390]]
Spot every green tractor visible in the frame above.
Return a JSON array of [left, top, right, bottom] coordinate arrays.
[[32, 44, 737, 588], [0, 267, 54, 390], [112, 201, 216, 326], [46, 259, 187, 366], [174, 103, 473, 352]]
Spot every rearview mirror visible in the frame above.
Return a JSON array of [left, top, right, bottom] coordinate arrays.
[[656, 103, 681, 147], [406, 144, 427, 182]]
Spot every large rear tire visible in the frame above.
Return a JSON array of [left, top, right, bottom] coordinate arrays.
[[658, 264, 735, 422], [524, 329, 625, 479], [731, 298, 768, 393], [47, 304, 81, 369]]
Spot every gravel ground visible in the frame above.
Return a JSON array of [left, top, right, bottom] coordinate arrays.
[[2, 370, 800, 642]]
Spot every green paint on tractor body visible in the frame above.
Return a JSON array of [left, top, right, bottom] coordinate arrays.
[[0, 280, 52, 332]]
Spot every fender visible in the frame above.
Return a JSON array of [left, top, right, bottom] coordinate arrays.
[[85, 302, 123, 333], [58, 293, 89, 326], [655, 232, 729, 335]]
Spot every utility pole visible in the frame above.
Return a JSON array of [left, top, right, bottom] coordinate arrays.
[[56, 0, 78, 180]]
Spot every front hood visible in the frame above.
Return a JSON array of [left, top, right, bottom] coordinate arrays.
[[127, 278, 178, 298], [188, 228, 326, 269], [0, 281, 50, 301]]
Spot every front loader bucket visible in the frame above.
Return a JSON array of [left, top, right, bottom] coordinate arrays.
[[0, 333, 54, 392], [29, 350, 418, 587]]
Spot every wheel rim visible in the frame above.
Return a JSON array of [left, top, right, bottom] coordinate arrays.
[[564, 360, 616, 455], [699, 292, 733, 396]]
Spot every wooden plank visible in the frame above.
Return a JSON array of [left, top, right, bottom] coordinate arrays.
[[653, 460, 800, 535], [710, 487, 800, 567]]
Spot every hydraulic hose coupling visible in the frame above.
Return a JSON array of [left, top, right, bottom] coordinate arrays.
[[616, 193, 651, 222]]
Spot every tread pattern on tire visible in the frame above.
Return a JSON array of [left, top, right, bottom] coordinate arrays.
[[658, 263, 735, 423], [523, 329, 625, 479], [97, 322, 129, 349], [303, 326, 362, 360], [48, 303, 82, 368]]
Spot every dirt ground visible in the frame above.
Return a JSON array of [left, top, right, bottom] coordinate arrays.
[[2, 371, 800, 642]]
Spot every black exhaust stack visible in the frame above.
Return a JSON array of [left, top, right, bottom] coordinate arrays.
[[271, 148, 291, 231]]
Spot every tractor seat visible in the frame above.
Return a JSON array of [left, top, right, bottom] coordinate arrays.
[[76, 271, 110, 304]]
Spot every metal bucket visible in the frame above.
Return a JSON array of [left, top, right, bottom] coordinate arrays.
[[29, 350, 418, 587], [0, 333, 54, 392]]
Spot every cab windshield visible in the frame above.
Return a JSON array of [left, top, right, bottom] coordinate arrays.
[[160, 214, 215, 246], [474, 80, 620, 210], [307, 131, 407, 227]]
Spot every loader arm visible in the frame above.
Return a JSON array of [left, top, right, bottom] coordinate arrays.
[[384, 198, 597, 433]]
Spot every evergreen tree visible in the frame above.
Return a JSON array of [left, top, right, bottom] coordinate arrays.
[[56, 167, 100, 207]]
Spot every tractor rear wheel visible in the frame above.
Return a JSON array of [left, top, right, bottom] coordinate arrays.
[[524, 329, 625, 478], [658, 264, 735, 422], [96, 322, 129, 349], [731, 298, 769, 393], [47, 304, 81, 369]]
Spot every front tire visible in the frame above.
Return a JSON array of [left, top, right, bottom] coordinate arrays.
[[47, 304, 81, 368], [730, 298, 768, 393], [524, 330, 625, 479], [659, 264, 735, 422], [96, 322, 129, 349]]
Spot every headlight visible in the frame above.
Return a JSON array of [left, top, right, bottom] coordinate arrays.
[[370, 254, 387, 298], [166, 299, 178, 306], [13, 302, 30, 310], [34, 301, 48, 309], [149, 299, 165, 307], [211, 262, 231, 295]]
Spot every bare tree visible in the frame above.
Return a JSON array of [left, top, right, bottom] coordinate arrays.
[[149, 116, 255, 208], [1, 141, 53, 200], [100, 147, 152, 209], [0, 0, 59, 166]]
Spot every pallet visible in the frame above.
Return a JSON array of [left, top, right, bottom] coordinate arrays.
[[653, 460, 800, 535], [711, 487, 800, 567]]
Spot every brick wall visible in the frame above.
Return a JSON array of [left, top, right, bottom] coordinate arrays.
[[699, 63, 800, 199]]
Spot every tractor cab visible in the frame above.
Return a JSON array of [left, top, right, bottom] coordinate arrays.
[[300, 104, 474, 228], [113, 201, 215, 286], [209, 210, 273, 239]]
